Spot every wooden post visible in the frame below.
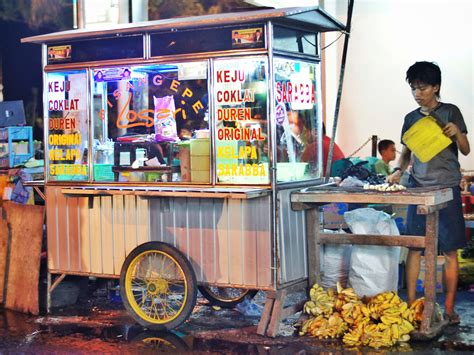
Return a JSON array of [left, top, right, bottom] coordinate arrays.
[[371, 135, 378, 157], [420, 211, 438, 333], [306, 207, 321, 287]]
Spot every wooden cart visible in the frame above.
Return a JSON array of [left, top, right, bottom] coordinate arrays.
[[21, 6, 346, 337], [291, 186, 451, 339]]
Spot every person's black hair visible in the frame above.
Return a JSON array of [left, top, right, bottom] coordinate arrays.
[[378, 139, 395, 155], [406, 61, 442, 98]]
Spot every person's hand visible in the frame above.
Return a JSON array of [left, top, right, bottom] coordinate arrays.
[[387, 170, 402, 184], [443, 122, 461, 139]]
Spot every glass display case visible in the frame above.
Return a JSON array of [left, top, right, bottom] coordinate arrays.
[[43, 57, 323, 185]]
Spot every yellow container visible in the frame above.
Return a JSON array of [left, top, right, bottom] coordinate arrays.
[[191, 170, 210, 183], [190, 138, 210, 156], [144, 171, 162, 182], [191, 155, 210, 171]]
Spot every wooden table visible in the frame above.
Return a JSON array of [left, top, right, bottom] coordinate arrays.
[[291, 186, 452, 339]]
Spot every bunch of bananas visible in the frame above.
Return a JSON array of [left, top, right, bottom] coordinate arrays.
[[334, 283, 359, 312], [341, 302, 370, 326], [300, 313, 348, 339], [409, 297, 425, 326], [299, 283, 421, 349], [303, 284, 335, 317]]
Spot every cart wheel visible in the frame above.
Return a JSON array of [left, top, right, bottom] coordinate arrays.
[[120, 242, 197, 330], [198, 286, 258, 308], [131, 330, 189, 351]]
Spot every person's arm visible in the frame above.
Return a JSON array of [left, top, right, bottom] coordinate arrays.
[[387, 145, 411, 184], [443, 122, 470, 155]]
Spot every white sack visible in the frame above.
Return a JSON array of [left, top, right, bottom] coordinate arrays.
[[344, 208, 401, 297], [320, 229, 352, 289]]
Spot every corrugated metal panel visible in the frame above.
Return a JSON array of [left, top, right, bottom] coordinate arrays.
[[46, 186, 274, 289], [277, 189, 307, 284], [149, 196, 274, 289]]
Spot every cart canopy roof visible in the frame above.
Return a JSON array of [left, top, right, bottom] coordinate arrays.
[[22, 6, 345, 44]]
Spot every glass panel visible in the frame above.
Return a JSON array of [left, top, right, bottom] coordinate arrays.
[[46, 70, 89, 182], [274, 58, 320, 182], [47, 35, 143, 65], [273, 26, 318, 56], [150, 25, 264, 57], [91, 62, 209, 183], [214, 58, 269, 185]]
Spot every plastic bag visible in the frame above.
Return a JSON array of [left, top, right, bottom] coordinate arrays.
[[320, 229, 352, 289], [235, 297, 263, 317], [153, 95, 178, 142], [344, 208, 401, 297], [339, 176, 365, 188], [341, 160, 370, 180]]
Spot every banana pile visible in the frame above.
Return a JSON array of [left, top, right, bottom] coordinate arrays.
[[299, 283, 426, 349]]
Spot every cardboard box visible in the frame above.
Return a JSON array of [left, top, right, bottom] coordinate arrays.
[[322, 203, 348, 229], [417, 255, 444, 293]]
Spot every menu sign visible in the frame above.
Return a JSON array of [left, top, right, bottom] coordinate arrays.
[[214, 59, 269, 184], [46, 72, 88, 181]]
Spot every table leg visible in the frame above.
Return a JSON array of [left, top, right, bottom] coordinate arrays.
[[306, 208, 321, 287], [420, 211, 438, 333]]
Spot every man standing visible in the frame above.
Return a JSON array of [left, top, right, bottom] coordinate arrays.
[[389, 61, 470, 325]]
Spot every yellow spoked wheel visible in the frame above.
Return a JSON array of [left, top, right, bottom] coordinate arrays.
[[120, 242, 197, 330]]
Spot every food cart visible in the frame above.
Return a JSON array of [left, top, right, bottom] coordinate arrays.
[[22, 7, 345, 336]]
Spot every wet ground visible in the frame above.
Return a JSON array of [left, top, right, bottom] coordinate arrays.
[[1, 283, 473, 354]]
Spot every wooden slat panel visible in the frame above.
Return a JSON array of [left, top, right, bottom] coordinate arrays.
[[187, 199, 202, 278], [136, 197, 149, 246], [319, 233, 426, 248], [89, 196, 102, 274], [243, 200, 257, 287], [101, 197, 114, 275], [56, 190, 69, 271], [78, 197, 91, 273], [0, 206, 9, 304], [256, 197, 272, 288], [200, 228, 216, 283], [3, 203, 44, 315], [67, 197, 80, 272], [61, 187, 269, 199], [291, 187, 452, 207], [46, 187, 58, 270], [124, 195, 137, 256], [227, 200, 243, 285], [112, 195, 126, 274], [216, 199, 229, 284]]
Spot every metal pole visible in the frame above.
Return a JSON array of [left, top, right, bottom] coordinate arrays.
[[325, 0, 354, 181], [372, 135, 378, 157]]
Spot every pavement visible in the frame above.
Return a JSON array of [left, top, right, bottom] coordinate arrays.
[[1, 279, 474, 353]]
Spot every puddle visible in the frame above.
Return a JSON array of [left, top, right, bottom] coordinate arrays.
[[1, 290, 474, 353]]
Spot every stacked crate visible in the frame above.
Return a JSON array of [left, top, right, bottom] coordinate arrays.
[[0, 126, 34, 168]]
